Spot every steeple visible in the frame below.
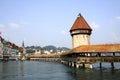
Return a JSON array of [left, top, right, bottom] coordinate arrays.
[[22, 40, 24, 47]]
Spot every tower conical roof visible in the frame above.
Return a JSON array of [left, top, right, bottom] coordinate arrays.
[[70, 13, 92, 32]]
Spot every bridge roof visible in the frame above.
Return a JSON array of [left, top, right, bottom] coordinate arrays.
[[28, 53, 61, 58], [62, 44, 120, 55]]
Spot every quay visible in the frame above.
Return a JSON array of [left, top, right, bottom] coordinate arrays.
[[27, 13, 120, 69]]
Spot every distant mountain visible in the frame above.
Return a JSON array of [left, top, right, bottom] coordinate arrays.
[[57, 47, 70, 51], [26, 45, 70, 54], [43, 45, 70, 51], [43, 45, 56, 50]]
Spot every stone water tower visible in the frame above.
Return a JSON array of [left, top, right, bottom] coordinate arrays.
[[70, 13, 92, 48]]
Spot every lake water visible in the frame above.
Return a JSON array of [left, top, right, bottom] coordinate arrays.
[[0, 61, 120, 80]]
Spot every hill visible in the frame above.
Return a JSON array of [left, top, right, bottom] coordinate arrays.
[[26, 45, 70, 54]]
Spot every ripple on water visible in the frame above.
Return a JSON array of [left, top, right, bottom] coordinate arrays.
[[0, 61, 120, 80]]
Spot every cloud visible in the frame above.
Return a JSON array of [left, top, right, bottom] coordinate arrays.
[[61, 30, 67, 35], [108, 32, 120, 43], [111, 32, 118, 41], [8, 23, 21, 29], [116, 16, 120, 20], [8, 21, 30, 29], [23, 37, 26, 41], [0, 24, 5, 28], [90, 21, 100, 29], [0, 24, 5, 35], [22, 22, 30, 25]]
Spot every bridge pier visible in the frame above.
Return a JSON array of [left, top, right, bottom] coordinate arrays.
[[84, 63, 93, 69], [111, 62, 114, 69], [72, 62, 75, 67], [76, 63, 79, 68], [75, 62, 93, 69], [100, 62, 102, 68], [99, 62, 115, 69], [68, 62, 72, 66]]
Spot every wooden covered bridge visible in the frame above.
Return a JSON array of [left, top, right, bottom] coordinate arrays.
[[27, 44, 120, 69], [60, 44, 120, 68]]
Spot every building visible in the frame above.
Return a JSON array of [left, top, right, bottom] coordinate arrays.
[[70, 13, 92, 48], [0, 36, 3, 57], [0, 36, 19, 60], [34, 49, 41, 54]]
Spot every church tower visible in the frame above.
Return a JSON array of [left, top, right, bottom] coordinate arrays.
[[21, 40, 26, 60], [70, 13, 92, 48], [18, 40, 26, 61]]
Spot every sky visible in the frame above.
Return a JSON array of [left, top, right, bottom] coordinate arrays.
[[0, 0, 120, 48]]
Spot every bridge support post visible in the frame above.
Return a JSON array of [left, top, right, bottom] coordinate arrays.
[[84, 63, 93, 69], [113, 52, 115, 56], [89, 64, 93, 69], [82, 63, 85, 68], [111, 62, 114, 69], [69, 62, 72, 66], [79, 63, 83, 68], [72, 62, 75, 67], [76, 63, 79, 68], [100, 62, 102, 68]]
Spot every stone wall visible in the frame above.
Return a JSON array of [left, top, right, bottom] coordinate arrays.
[[72, 34, 90, 48]]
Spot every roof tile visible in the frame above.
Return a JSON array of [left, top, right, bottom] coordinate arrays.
[[70, 13, 92, 31]]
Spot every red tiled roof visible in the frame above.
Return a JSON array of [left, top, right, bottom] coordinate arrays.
[[62, 44, 120, 56], [70, 13, 92, 32]]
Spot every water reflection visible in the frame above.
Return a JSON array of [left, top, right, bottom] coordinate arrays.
[[0, 61, 18, 80], [18, 61, 24, 79], [0, 61, 25, 80]]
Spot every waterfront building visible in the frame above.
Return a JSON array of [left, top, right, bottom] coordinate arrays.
[[34, 49, 41, 54], [0, 36, 19, 60], [0, 36, 3, 57], [9, 43, 19, 60]]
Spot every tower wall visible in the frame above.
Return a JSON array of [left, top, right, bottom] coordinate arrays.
[[72, 34, 90, 48]]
